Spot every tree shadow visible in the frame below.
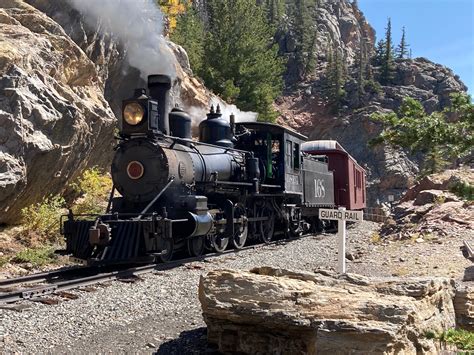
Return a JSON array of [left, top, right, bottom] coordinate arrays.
[[155, 328, 220, 355]]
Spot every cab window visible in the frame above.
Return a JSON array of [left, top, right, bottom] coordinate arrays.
[[286, 140, 292, 169], [293, 143, 300, 170]]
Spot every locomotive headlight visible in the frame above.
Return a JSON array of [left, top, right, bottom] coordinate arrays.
[[123, 103, 145, 126]]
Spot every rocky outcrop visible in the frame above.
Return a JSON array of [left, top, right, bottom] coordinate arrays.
[[0, 0, 115, 224], [0, 0, 249, 224], [380, 169, 473, 240], [277, 56, 467, 207], [274, 0, 469, 206], [199, 267, 456, 354], [280, 0, 375, 83], [454, 283, 474, 331]]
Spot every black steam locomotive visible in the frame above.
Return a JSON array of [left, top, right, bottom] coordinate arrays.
[[62, 75, 338, 265]]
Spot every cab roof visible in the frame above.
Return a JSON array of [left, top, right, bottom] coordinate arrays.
[[236, 122, 308, 141]]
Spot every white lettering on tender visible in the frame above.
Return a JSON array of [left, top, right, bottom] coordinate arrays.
[[314, 179, 326, 198]]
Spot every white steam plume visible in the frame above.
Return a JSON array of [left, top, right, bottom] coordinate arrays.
[[69, 0, 176, 79], [185, 96, 258, 129]]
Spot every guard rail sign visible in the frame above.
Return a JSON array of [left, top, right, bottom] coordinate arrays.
[[319, 208, 363, 274]]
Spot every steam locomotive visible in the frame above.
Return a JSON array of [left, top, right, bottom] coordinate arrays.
[[62, 74, 365, 265]]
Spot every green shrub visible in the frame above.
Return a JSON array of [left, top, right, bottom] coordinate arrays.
[[20, 195, 65, 244], [71, 167, 112, 215], [0, 256, 10, 268], [438, 329, 474, 351], [364, 79, 382, 94], [450, 181, 474, 201], [12, 246, 57, 267]]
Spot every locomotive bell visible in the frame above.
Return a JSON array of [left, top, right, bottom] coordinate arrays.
[[199, 104, 235, 148]]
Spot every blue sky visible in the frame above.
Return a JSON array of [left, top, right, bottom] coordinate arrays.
[[358, 0, 474, 95]]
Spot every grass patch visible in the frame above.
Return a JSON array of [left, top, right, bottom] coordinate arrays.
[[392, 267, 410, 277], [426, 329, 474, 351], [12, 246, 58, 267]]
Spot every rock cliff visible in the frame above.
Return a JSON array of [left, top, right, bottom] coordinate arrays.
[[0, 0, 244, 224], [276, 1, 468, 206], [0, 0, 115, 224]]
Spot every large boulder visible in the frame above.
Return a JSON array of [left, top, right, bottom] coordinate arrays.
[[0, 0, 115, 224], [199, 267, 456, 354], [454, 283, 474, 331], [0, 0, 255, 224]]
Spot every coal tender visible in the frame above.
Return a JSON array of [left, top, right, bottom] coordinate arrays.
[[62, 74, 363, 265]]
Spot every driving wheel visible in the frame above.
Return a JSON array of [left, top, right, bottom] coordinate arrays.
[[259, 203, 275, 243], [187, 236, 206, 257], [158, 238, 174, 263], [232, 204, 248, 249]]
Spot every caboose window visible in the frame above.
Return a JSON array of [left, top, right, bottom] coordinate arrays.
[[293, 143, 300, 170], [286, 140, 292, 168]]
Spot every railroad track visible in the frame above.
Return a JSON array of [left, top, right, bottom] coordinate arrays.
[[0, 235, 314, 305]]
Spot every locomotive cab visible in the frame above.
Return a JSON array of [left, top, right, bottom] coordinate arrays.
[[235, 122, 305, 195]]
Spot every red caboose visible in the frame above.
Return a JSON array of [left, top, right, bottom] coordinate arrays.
[[301, 141, 366, 210]]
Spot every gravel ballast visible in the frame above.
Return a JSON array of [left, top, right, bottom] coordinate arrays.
[[0, 221, 469, 353]]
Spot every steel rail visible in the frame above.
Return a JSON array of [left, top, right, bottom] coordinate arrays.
[[0, 266, 94, 288], [0, 232, 325, 305]]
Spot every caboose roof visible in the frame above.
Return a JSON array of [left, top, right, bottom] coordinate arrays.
[[302, 140, 366, 172]]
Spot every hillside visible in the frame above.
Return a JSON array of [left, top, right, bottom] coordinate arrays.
[[270, 0, 468, 205], [0, 0, 471, 223]]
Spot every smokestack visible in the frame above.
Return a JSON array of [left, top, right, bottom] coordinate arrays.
[[148, 75, 172, 135]]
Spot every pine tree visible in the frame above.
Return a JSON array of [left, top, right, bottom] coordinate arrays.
[[373, 39, 385, 66], [396, 26, 409, 59], [171, 4, 205, 73], [325, 45, 346, 112], [264, 0, 285, 26], [290, 0, 317, 79], [371, 93, 474, 175], [380, 18, 395, 84], [202, 0, 285, 122]]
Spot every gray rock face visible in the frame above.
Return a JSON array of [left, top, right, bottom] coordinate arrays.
[[0, 0, 115, 224], [280, 0, 375, 83], [199, 267, 456, 354], [0, 0, 230, 224]]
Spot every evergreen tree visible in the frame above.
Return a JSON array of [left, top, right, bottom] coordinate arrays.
[[373, 39, 385, 66], [289, 0, 317, 78], [396, 26, 409, 59], [371, 93, 474, 175], [202, 0, 285, 122], [264, 0, 285, 26], [380, 18, 395, 84], [171, 4, 205, 73], [325, 45, 346, 112]]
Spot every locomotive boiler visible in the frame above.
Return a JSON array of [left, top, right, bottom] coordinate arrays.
[[62, 74, 364, 266]]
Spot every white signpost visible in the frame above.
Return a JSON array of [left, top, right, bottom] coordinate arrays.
[[319, 207, 363, 274]]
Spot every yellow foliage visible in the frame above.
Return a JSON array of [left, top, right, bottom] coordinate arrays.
[[20, 195, 66, 244], [159, 0, 187, 33], [71, 167, 112, 215]]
